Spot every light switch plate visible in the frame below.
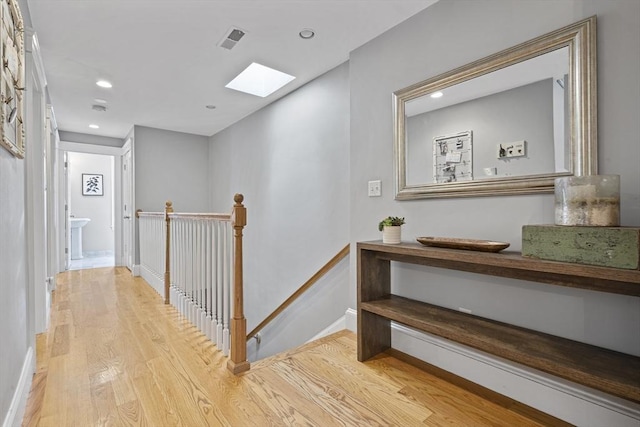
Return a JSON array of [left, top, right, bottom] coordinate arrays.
[[498, 140, 526, 159], [368, 180, 381, 197]]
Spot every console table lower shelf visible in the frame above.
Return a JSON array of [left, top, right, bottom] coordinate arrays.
[[359, 295, 640, 404], [356, 241, 640, 405]]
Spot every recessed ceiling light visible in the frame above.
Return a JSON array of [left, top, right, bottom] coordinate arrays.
[[94, 98, 108, 104], [205, 105, 216, 110], [96, 80, 113, 88], [89, 124, 99, 129], [430, 91, 443, 98], [299, 28, 315, 39], [225, 62, 295, 98]]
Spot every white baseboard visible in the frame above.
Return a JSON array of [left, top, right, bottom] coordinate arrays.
[[139, 265, 163, 296], [345, 309, 640, 426], [345, 308, 357, 332], [308, 315, 346, 343], [2, 346, 34, 427], [131, 264, 141, 276]]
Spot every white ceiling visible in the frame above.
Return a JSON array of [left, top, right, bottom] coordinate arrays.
[[26, 0, 437, 139]]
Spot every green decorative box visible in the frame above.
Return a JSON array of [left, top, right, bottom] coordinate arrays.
[[522, 225, 640, 270]]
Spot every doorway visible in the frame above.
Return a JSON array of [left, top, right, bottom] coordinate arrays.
[[66, 151, 115, 270]]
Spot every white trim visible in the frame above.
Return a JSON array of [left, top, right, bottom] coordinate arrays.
[[140, 265, 163, 296], [112, 155, 123, 267], [347, 309, 640, 426], [307, 315, 346, 343], [25, 30, 47, 87], [57, 141, 126, 272], [121, 138, 134, 270], [345, 307, 357, 332], [25, 28, 49, 335], [2, 347, 34, 427], [132, 264, 141, 276], [59, 141, 126, 156]]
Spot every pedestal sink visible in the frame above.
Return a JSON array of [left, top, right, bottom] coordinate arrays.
[[70, 218, 91, 260]]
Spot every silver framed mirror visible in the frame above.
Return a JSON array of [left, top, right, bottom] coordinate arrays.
[[394, 16, 597, 200]]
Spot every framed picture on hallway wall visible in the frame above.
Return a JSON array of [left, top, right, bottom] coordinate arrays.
[[0, 0, 25, 158], [82, 174, 104, 196]]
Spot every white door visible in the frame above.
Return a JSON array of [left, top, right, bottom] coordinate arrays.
[[45, 107, 59, 282], [122, 147, 133, 270]]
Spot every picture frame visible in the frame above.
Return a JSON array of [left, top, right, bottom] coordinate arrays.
[[0, 0, 24, 158], [82, 174, 104, 196], [433, 131, 473, 184]]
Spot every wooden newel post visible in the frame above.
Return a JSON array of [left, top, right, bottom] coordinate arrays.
[[227, 193, 250, 374], [164, 201, 173, 305]]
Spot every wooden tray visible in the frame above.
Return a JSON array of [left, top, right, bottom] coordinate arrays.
[[416, 237, 510, 252]]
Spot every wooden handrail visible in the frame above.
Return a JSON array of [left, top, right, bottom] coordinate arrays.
[[138, 212, 230, 220], [137, 211, 164, 218], [168, 212, 232, 221], [227, 194, 250, 374], [246, 243, 350, 341]]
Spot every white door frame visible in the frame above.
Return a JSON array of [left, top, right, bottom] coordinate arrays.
[[56, 150, 71, 272], [25, 30, 49, 336], [57, 141, 127, 269], [121, 137, 134, 271], [46, 105, 60, 284]]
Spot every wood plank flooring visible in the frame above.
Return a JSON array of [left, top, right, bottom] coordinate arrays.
[[22, 267, 570, 426]]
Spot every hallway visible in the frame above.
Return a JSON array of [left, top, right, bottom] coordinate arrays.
[[22, 267, 567, 426], [68, 251, 115, 271]]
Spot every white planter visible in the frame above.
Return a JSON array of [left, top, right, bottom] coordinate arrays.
[[382, 226, 401, 244]]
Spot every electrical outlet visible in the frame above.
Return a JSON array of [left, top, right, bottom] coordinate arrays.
[[497, 140, 526, 159], [483, 167, 497, 176], [368, 180, 381, 197]]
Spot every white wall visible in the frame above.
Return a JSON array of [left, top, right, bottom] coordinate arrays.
[[68, 152, 114, 253], [59, 131, 123, 148], [209, 63, 350, 352], [349, 0, 639, 422]]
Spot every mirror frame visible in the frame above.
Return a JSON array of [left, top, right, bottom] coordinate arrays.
[[394, 16, 597, 200]]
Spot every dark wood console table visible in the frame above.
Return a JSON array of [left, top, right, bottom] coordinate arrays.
[[357, 241, 640, 404]]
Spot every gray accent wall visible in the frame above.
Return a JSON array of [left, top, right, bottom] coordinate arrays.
[[134, 126, 209, 213], [209, 63, 350, 355], [407, 78, 555, 183], [2, 0, 31, 423], [133, 126, 210, 264], [349, 0, 639, 358], [0, 138, 29, 427]]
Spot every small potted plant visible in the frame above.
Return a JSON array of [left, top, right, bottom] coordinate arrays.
[[378, 216, 405, 244]]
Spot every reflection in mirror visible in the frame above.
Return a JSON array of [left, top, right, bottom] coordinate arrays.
[[394, 17, 597, 199], [406, 48, 569, 184]]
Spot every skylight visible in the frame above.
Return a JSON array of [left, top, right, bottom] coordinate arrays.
[[225, 63, 295, 97]]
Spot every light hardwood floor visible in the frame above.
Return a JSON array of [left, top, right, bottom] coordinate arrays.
[[22, 267, 569, 426]]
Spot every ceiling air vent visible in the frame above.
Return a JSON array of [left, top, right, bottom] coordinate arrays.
[[91, 104, 107, 112], [218, 26, 246, 50]]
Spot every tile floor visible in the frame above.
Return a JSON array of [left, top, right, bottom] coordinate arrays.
[[69, 251, 115, 270]]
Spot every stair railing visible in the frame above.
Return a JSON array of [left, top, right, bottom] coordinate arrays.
[[137, 194, 249, 374], [247, 244, 350, 342]]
